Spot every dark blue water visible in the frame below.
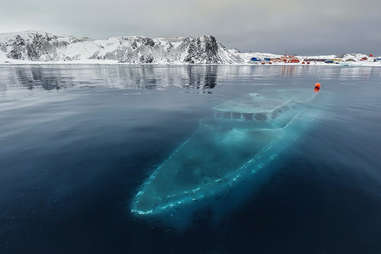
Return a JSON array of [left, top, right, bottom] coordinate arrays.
[[0, 65, 381, 253]]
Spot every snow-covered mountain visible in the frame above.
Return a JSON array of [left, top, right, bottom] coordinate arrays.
[[0, 31, 245, 64], [1, 31, 380, 65]]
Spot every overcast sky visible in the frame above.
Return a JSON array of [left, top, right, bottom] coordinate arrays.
[[1, 0, 380, 54]]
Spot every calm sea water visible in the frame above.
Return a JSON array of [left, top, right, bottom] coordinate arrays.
[[0, 65, 380, 254]]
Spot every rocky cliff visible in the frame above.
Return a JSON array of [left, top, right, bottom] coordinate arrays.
[[0, 31, 245, 64]]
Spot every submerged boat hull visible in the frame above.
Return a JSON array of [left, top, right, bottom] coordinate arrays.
[[131, 88, 319, 216]]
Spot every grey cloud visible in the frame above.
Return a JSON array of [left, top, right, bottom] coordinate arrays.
[[0, 0, 380, 54]]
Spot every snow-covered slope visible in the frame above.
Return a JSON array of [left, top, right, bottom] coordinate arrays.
[[0, 31, 246, 64], [0, 31, 380, 66]]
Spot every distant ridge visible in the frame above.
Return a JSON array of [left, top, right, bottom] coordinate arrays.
[[0, 31, 244, 64], [0, 31, 379, 65]]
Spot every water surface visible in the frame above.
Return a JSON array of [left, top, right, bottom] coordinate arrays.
[[0, 65, 380, 253]]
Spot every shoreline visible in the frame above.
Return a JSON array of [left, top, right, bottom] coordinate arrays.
[[1, 61, 381, 67]]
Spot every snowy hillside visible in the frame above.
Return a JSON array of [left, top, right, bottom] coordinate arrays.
[[0, 31, 245, 64], [0, 31, 380, 66]]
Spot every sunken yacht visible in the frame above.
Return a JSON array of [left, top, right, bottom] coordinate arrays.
[[131, 87, 320, 216]]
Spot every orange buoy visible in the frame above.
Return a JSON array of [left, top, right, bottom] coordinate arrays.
[[314, 82, 321, 93]]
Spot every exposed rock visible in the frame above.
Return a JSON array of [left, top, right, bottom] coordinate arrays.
[[184, 35, 221, 64], [0, 31, 246, 64]]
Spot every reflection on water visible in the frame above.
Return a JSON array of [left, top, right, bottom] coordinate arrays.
[[1, 65, 380, 94], [0, 65, 219, 91]]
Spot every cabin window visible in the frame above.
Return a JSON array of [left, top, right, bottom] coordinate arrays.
[[255, 113, 267, 121], [223, 112, 231, 119], [215, 112, 223, 118], [232, 112, 241, 119], [243, 113, 253, 121]]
